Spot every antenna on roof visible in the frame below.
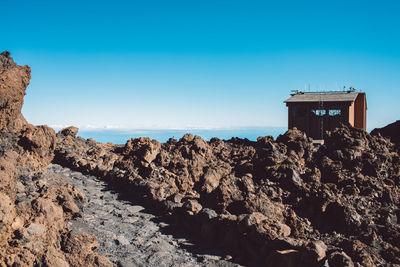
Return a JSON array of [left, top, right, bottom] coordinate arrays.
[[348, 86, 356, 93], [290, 89, 300, 96]]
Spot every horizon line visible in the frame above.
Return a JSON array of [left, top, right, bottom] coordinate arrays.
[[49, 124, 288, 132]]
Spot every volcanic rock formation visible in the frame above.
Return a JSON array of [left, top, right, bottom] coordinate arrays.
[[371, 120, 400, 150], [0, 51, 110, 266], [54, 122, 400, 266]]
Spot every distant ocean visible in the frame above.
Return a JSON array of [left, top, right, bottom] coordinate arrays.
[[74, 127, 287, 145]]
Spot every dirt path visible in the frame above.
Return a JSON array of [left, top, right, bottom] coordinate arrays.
[[48, 164, 241, 267]]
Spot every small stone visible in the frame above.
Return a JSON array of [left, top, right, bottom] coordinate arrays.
[[115, 235, 130, 246], [224, 255, 233, 260], [11, 217, 23, 230], [126, 205, 145, 214], [328, 251, 354, 267], [123, 217, 138, 224], [183, 199, 202, 214], [26, 223, 45, 236], [200, 208, 218, 220], [303, 240, 328, 263]]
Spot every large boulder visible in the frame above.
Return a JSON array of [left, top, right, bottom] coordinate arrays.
[[57, 126, 79, 138], [18, 124, 56, 171]]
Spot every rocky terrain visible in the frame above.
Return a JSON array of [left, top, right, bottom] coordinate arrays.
[[0, 51, 110, 266], [54, 124, 400, 266], [48, 163, 240, 267], [1, 51, 399, 266]]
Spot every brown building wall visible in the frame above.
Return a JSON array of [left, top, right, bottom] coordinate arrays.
[[288, 103, 310, 133], [349, 102, 355, 126], [287, 101, 353, 140], [354, 93, 367, 130]]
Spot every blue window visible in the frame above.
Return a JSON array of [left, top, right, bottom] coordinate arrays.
[[328, 109, 341, 116], [312, 109, 326, 116]]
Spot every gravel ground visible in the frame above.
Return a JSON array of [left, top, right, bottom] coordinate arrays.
[[48, 164, 242, 267]]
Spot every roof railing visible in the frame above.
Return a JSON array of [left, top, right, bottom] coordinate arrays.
[[290, 87, 357, 96]]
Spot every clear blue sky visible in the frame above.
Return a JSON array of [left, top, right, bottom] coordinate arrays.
[[2, 0, 400, 130]]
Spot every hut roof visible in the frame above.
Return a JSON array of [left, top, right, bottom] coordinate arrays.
[[284, 92, 360, 103]]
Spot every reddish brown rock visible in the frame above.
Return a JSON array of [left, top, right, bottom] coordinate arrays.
[[0, 51, 30, 133], [62, 233, 111, 267], [53, 121, 400, 266], [57, 126, 79, 138], [54, 120, 400, 266], [0, 52, 110, 266], [328, 251, 354, 267], [183, 199, 203, 214], [302, 240, 327, 263], [18, 124, 56, 171], [371, 120, 400, 149]]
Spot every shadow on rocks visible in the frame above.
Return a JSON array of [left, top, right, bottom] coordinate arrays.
[[99, 180, 254, 267]]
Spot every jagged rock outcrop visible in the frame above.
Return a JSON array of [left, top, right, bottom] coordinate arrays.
[[371, 120, 400, 149], [0, 52, 110, 266], [0, 51, 29, 133], [54, 121, 400, 266]]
